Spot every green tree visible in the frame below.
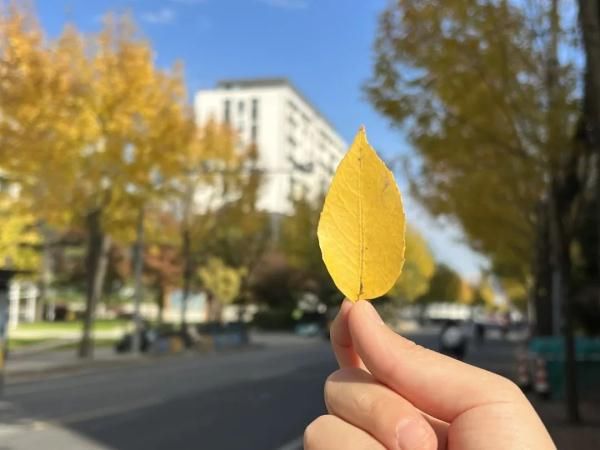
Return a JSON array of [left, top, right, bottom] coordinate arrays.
[[280, 195, 340, 306], [472, 277, 496, 308], [419, 264, 462, 303]]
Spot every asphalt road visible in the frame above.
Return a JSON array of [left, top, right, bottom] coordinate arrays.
[[1, 330, 516, 450]]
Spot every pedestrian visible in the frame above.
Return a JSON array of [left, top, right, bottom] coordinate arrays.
[[304, 300, 555, 450], [474, 321, 486, 346], [438, 319, 468, 360]]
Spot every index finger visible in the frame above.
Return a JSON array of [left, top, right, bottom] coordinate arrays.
[[330, 299, 364, 369]]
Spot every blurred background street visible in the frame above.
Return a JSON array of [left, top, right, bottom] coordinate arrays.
[[0, 329, 543, 450], [1, 0, 600, 448]]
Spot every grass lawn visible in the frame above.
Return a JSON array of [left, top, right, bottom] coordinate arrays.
[[6, 338, 49, 349], [6, 337, 119, 351], [16, 319, 129, 332]]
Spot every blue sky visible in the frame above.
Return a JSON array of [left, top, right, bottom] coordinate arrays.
[[36, 0, 487, 279]]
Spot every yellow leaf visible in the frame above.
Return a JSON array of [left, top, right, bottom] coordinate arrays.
[[317, 127, 406, 301]]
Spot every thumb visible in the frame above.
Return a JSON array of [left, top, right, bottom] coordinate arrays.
[[348, 300, 522, 422]]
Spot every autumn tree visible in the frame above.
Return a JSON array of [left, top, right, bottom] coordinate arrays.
[[389, 225, 435, 303], [198, 257, 244, 322], [0, 7, 188, 357], [0, 6, 90, 314], [170, 119, 258, 326], [367, 0, 576, 290], [366, 0, 581, 420], [183, 139, 271, 318], [144, 244, 181, 324], [248, 251, 302, 311], [0, 192, 39, 271]]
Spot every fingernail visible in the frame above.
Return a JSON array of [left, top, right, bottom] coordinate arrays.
[[395, 419, 433, 450]]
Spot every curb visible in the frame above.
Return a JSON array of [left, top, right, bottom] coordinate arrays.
[[5, 343, 263, 384]]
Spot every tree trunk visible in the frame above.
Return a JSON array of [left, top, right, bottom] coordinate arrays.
[[533, 201, 554, 336], [79, 209, 111, 359], [180, 226, 191, 330], [213, 299, 223, 323], [156, 285, 165, 326], [37, 229, 52, 321], [542, 0, 580, 423], [549, 183, 580, 423], [131, 207, 144, 354], [578, 0, 600, 276]]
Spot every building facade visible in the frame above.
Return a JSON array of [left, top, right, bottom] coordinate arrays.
[[194, 78, 347, 214]]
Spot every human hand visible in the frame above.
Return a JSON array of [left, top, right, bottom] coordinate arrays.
[[304, 300, 555, 450]]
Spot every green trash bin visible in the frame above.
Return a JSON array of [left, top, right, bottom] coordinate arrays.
[[529, 337, 600, 400]]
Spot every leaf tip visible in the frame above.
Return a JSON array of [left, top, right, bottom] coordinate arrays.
[[355, 125, 370, 149]]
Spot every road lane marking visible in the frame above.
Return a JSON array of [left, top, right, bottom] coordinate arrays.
[[275, 435, 303, 450]]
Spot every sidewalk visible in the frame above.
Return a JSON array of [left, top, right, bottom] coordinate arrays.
[[468, 337, 600, 449], [5, 347, 144, 382], [0, 400, 109, 450], [4, 331, 320, 382], [529, 393, 600, 449]]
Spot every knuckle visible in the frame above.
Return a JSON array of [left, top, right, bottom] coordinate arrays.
[[380, 342, 423, 381], [323, 370, 344, 409], [354, 389, 376, 414], [303, 415, 330, 449], [325, 368, 376, 415], [379, 354, 402, 382], [497, 375, 525, 399], [480, 371, 526, 403]]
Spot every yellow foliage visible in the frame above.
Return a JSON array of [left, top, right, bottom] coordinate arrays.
[[318, 127, 405, 301], [0, 8, 189, 242], [473, 277, 496, 308], [390, 225, 435, 302], [198, 257, 244, 305], [0, 195, 39, 271], [458, 279, 474, 304]]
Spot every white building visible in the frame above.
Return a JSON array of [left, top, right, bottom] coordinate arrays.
[[194, 78, 347, 214]]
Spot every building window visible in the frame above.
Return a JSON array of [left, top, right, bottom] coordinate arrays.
[[251, 98, 259, 121], [288, 135, 297, 147], [251, 124, 258, 142], [238, 100, 245, 114], [224, 99, 231, 124]]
